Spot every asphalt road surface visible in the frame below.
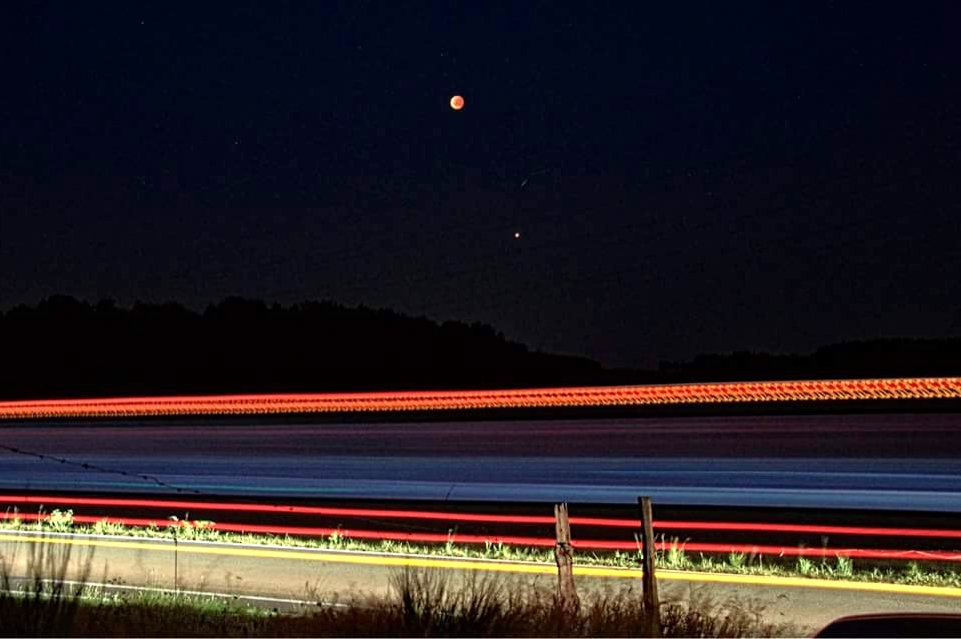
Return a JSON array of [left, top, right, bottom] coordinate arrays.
[[2, 413, 960, 510], [1, 533, 958, 634]]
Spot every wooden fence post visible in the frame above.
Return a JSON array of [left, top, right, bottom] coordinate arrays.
[[638, 496, 660, 634], [554, 502, 579, 615]]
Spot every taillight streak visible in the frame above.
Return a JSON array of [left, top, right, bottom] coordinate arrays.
[[3, 512, 959, 562], [2, 494, 959, 540], [2, 378, 958, 420]]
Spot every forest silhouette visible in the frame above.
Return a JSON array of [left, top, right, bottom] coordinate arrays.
[[1, 295, 957, 400]]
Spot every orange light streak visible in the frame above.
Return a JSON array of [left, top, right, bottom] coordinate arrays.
[[0, 378, 958, 420]]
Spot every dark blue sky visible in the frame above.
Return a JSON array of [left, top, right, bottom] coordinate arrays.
[[2, 2, 958, 367]]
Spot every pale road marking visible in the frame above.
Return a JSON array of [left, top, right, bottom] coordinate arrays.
[[3, 532, 959, 599], [0, 578, 347, 608]]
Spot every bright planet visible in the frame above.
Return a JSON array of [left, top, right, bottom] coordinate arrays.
[[449, 95, 464, 110]]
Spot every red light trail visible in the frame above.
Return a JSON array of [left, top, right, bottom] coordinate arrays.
[[2, 495, 959, 563], [2, 494, 960, 539], [1, 377, 958, 419], [4, 511, 959, 562]]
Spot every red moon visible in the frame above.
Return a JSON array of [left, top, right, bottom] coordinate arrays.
[[449, 95, 464, 110]]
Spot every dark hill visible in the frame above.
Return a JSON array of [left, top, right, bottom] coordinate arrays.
[[657, 338, 961, 382], [0, 296, 616, 400], [0, 296, 957, 400]]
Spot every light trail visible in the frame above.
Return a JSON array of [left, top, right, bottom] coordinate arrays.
[[6, 532, 961, 597], [1, 377, 959, 419], [4, 494, 961, 540], [5, 511, 960, 562]]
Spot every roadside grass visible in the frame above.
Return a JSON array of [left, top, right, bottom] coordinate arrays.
[[0, 530, 94, 636], [2, 509, 959, 589], [0, 539, 797, 637]]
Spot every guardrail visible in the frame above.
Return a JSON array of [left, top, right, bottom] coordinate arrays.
[[2, 494, 959, 563], [2, 377, 959, 419]]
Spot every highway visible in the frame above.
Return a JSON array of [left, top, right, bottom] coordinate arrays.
[[2, 531, 958, 634], [2, 413, 960, 510]]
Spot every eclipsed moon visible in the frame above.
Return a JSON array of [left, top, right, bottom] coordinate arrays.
[[449, 95, 465, 110]]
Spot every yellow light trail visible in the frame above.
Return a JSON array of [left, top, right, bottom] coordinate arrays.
[[3, 533, 959, 599]]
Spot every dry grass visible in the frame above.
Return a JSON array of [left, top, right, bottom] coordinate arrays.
[[1, 540, 795, 637], [0, 535, 93, 636]]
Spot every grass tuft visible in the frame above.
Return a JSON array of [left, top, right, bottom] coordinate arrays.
[[0, 534, 94, 636]]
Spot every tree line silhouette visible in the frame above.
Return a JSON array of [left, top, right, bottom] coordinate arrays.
[[1, 295, 957, 400]]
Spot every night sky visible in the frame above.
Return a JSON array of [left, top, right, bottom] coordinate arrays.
[[2, 2, 958, 368]]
